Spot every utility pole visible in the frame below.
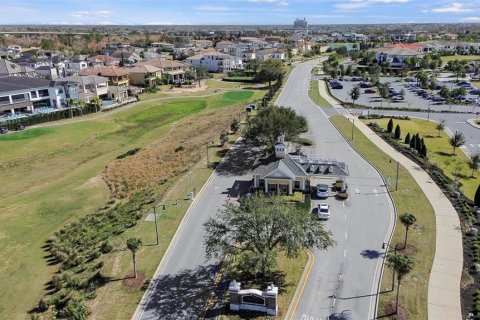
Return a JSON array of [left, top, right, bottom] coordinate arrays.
[[206, 142, 209, 168], [351, 118, 355, 141], [153, 205, 159, 245], [390, 159, 399, 191], [383, 242, 397, 291]]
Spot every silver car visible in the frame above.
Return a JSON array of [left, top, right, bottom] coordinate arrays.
[[316, 184, 329, 198]]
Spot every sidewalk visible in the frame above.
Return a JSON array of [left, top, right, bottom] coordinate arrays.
[[319, 83, 463, 319]]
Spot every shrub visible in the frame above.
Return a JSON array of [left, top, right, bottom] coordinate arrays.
[[394, 124, 401, 139], [100, 242, 113, 254], [404, 132, 411, 144], [387, 118, 394, 133]]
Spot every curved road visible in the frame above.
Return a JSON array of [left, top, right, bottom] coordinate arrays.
[[276, 60, 395, 320]]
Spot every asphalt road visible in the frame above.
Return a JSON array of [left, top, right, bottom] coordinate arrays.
[[277, 59, 395, 320], [133, 139, 261, 320]]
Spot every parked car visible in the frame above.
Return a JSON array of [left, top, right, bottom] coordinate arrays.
[[316, 184, 330, 198], [469, 89, 480, 95], [317, 203, 331, 220], [14, 124, 25, 131], [331, 83, 344, 89], [364, 88, 375, 94], [359, 82, 371, 88], [0, 127, 8, 134]]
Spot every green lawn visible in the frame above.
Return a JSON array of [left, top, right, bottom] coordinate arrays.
[[0, 90, 261, 319], [472, 81, 480, 89], [363, 118, 478, 200], [331, 115, 435, 319], [309, 80, 333, 108], [441, 55, 480, 64]]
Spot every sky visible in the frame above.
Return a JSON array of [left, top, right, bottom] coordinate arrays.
[[2, 0, 480, 25]]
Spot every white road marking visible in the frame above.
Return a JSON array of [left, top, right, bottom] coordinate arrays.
[[373, 188, 379, 197], [355, 188, 360, 194], [344, 212, 347, 221], [214, 185, 219, 190], [345, 230, 348, 239], [344, 249, 347, 258], [300, 314, 324, 320], [342, 201, 345, 207]]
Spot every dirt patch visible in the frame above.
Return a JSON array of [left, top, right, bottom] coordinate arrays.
[[394, 243, 418, 256], [123, 272, 146, 288], [384, 300, 409, 320]]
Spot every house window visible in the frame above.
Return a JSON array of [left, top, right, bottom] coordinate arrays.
[[30, 91, 38, 99], [294, 181, 300, 189]]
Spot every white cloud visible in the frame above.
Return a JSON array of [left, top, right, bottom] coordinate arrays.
[[71, 10, 112, 18], [462, 16, 480, 22], [334, 0, 409, 10], [431, 2, 472, 13], [247, 0, 289, 5], [195, 5, 231, 11]]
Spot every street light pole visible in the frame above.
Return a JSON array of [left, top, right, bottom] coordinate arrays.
[[389, 159, 399, 191], [351, 118, 355, 141], [206, 142, 210, 168], [427, 106, 431, 121], [153, 205, 159, 245]]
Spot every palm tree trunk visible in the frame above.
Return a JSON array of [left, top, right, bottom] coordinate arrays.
[[395, 278, 401, 314], [404, 228, 409, 249], [133, 252, 137, 278]]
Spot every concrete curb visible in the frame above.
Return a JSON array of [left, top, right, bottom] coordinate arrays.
[[131, 137, 244, 320], [466, 118, 480, 129]]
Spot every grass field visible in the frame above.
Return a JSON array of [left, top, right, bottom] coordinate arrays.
[[331, 115, 435, 319], [309, 80, 333, 108], [363, 118, 478, 200], [441, 55, 480, 64], [0, 90, 263, 319]]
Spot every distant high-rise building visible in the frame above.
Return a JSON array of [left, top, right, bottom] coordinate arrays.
[[294, 18, 308, 29]]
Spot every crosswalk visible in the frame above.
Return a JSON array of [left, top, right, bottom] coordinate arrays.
[[468, 144, 480, 148]]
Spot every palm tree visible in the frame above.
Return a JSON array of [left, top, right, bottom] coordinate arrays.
[[467, 153, 480, 177], [126, 238, 142, 278], [449, 131, 466, 155], [387, 255, 415, 314], [399, 213, 416, 249], [435, 120, 445, 137], [349, 86, 361, 105]]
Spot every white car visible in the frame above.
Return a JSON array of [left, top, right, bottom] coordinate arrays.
[[318, 203, 331, 220]]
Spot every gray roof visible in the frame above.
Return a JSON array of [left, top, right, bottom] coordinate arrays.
[[0, 76, 53, 94], [60, 75, 109, 86], [0, 59, 35, 76], [291, 155, 349, 177], [258, 154, 307, 179]]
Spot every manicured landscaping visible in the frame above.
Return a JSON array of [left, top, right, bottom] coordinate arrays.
[[441, 55, 480, 64], [0, 90, 261, 319], [309, 80, 333, 108], [331, 115, 435, 319], [363, 118, 478, 200]]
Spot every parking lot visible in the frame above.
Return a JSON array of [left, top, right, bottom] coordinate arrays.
[[328, 76, 480, 114]]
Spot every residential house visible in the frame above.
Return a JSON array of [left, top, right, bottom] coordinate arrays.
[[186, 51, 242, 73], [256, 49, 285, 61], [0, 59, 36, 77], [110, 50, 141, 65], [60, 75, 109, 102], [150, 42, 175, 51], [136, 59, 187, 83], [390, 33, 417, 43], [125, 65, 162, 86], [192, 39, 213, 49], [35, 66, 60, 79], [107, 86, 129, 102], [67, 55, 89, 71], [0, 76, 68, 115], [79, 66, 130, 87], [88, 55, 120, 67], [215, 40, 236, 51]]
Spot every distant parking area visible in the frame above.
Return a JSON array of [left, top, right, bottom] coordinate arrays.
[[328, 76, 480, 113]]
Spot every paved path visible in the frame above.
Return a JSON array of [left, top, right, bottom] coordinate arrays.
[[318, 73, 463, 320], [278, 59, 395, 320]]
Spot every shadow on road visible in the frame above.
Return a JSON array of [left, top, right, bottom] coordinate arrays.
[[142, 264, 218, 320], [214, 139, 265, 177], [360, 249, 382, 259]]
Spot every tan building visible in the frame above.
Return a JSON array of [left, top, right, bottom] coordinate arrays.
[[125, 65, 162, 87], [136, 59, 187, 84], [80, 66, 130, 87]]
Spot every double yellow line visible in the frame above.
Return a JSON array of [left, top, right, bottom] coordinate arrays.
[[288, 249, 315, 320]]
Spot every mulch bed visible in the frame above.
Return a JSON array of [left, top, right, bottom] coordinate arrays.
[[122, 272, 146, 288], [394, 243, 418, 256], [384, 300, 409, 320]]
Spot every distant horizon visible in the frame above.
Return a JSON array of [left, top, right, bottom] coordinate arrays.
[[2, 0, 480, 25]]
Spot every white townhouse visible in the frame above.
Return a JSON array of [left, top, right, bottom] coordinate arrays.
[[186, 52, 242, 72]]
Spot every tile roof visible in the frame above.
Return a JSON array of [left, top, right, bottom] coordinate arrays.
[[0, 59, 34, 75], [136, 59, 186, 69], [60, 75, 109, 86], [79, 66, 129, 77], [126, 65, 161, 74], [0, 76, 53, 94]]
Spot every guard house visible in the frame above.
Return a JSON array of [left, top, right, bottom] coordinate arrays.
[[275, 133, 287, 158], [253, 155, 349, 195]]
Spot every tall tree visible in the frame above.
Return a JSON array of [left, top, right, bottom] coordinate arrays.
[[388, 255, 415, 314], [126, 238, 142, 278], [194, 65, 209, 87], [349, 86, 361, 105], [387, 118, 394, 133], [203, 195, 334, 275], [399, 213, 416, 248], [404, 132, 411, 144], [244, 106, 307, 151], [394, 124, 401, 139], [449, 131, 466, 155], [254, 58, 286, 87], [475, 185, 480, 207], [467, 153, 480, 177]]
